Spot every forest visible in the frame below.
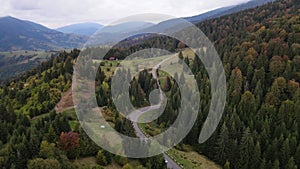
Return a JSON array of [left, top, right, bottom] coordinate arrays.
[[0, 0, 300, 168]]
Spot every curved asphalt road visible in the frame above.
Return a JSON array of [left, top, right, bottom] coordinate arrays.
[[129, 56, 181, 169]]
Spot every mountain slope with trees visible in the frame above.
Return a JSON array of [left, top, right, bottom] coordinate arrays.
[[184, 0, 276, 23], [0, 0, 300, 168], [105, 0, 300, 168], [181, 0, 300, 168], [0, 49, 167, 169], [0, 16, 87, 51]]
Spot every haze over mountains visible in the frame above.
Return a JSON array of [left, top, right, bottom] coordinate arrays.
[[0, 0, 276, 52], [56, 23, 104, 36], [85, 21, 155, 45]]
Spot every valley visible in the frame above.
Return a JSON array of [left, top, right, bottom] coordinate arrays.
[[0, 50, 60, 81]]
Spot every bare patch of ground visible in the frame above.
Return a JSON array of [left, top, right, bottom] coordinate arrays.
[[55, 88, 74, 112]]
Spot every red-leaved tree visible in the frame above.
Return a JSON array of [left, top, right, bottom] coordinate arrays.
[[57, 132, 79, 159]]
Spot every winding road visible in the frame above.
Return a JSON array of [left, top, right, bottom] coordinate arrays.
[[129, 56, 181, 169]]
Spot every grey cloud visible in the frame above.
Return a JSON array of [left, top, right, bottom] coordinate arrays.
[[9, 0, 41, 10]]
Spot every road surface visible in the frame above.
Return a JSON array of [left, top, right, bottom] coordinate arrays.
[[129, 56, 181, 169]]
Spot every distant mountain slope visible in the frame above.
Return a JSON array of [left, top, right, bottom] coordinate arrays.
[[184, 6, 235, 23], [0, 50, 59, 81], [141, 0, 276, 32], [184, 0, 276, 23], [86, 21, 154, 45], [100, 22, 154, 33], [56, 23, 104, 36], [95, 0, 277, 46], [0, 16, 87, 51], [0, 0, 276, 51]]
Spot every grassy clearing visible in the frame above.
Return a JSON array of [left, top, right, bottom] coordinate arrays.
[[60, 107, 116, 130], [181, 48, 197, 59], [73, 157, 98, 168], [167, 149, 221, 169], [31, 108, 78, 128], [94, 54, 175, 76], [73, 157, 123, 169], [120, 54, 172, 70], [31, 112, 50, 124], [62, 108, 77, 118], [167, 149, 201, 169], [94, 49, 197, 80], [0, 50, 52, 57]]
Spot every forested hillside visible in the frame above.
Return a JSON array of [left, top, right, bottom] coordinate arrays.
[[109, 0, 300, 168], [0, 50, 80, 168], [0, 0, 300, 169], [0, 16, 87, 51], [187, 0, 300, 168], [0, 49, 167, 169]]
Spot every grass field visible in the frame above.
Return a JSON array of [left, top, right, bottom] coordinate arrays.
[[167, 149, 199, 169], [0, 50, 54, 58], [73, 157, 123, 169], [0, 50, 59, 80], [167, 149, 221, 169], [31, 108, 78, 128], [31, 112, 51, 124], [93, 48, 198, 82]]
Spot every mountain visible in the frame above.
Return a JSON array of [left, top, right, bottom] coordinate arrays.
[[100, 22, 154, 33], [145, 0, 276, 31], [86, 21, 154, 45], [56, 23, 104, 36], [0, 16, 87, 51], [0, 1, 276, 51], [184, 0, 276, 23], [184, 6, 235, 23], [144, 0, 277, 30], [89, 0, 276, 46]]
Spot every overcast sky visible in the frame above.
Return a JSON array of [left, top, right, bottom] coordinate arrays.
[[0, 0, 250, 28]]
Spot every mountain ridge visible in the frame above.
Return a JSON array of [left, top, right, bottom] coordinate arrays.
[[56, 22, 104, 36], [0, 0, 277, 51], [0, 16, 87, 51], [184, 0, 276, 23]]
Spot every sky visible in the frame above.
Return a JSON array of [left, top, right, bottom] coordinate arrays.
[[0, 0, 250, 28]]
